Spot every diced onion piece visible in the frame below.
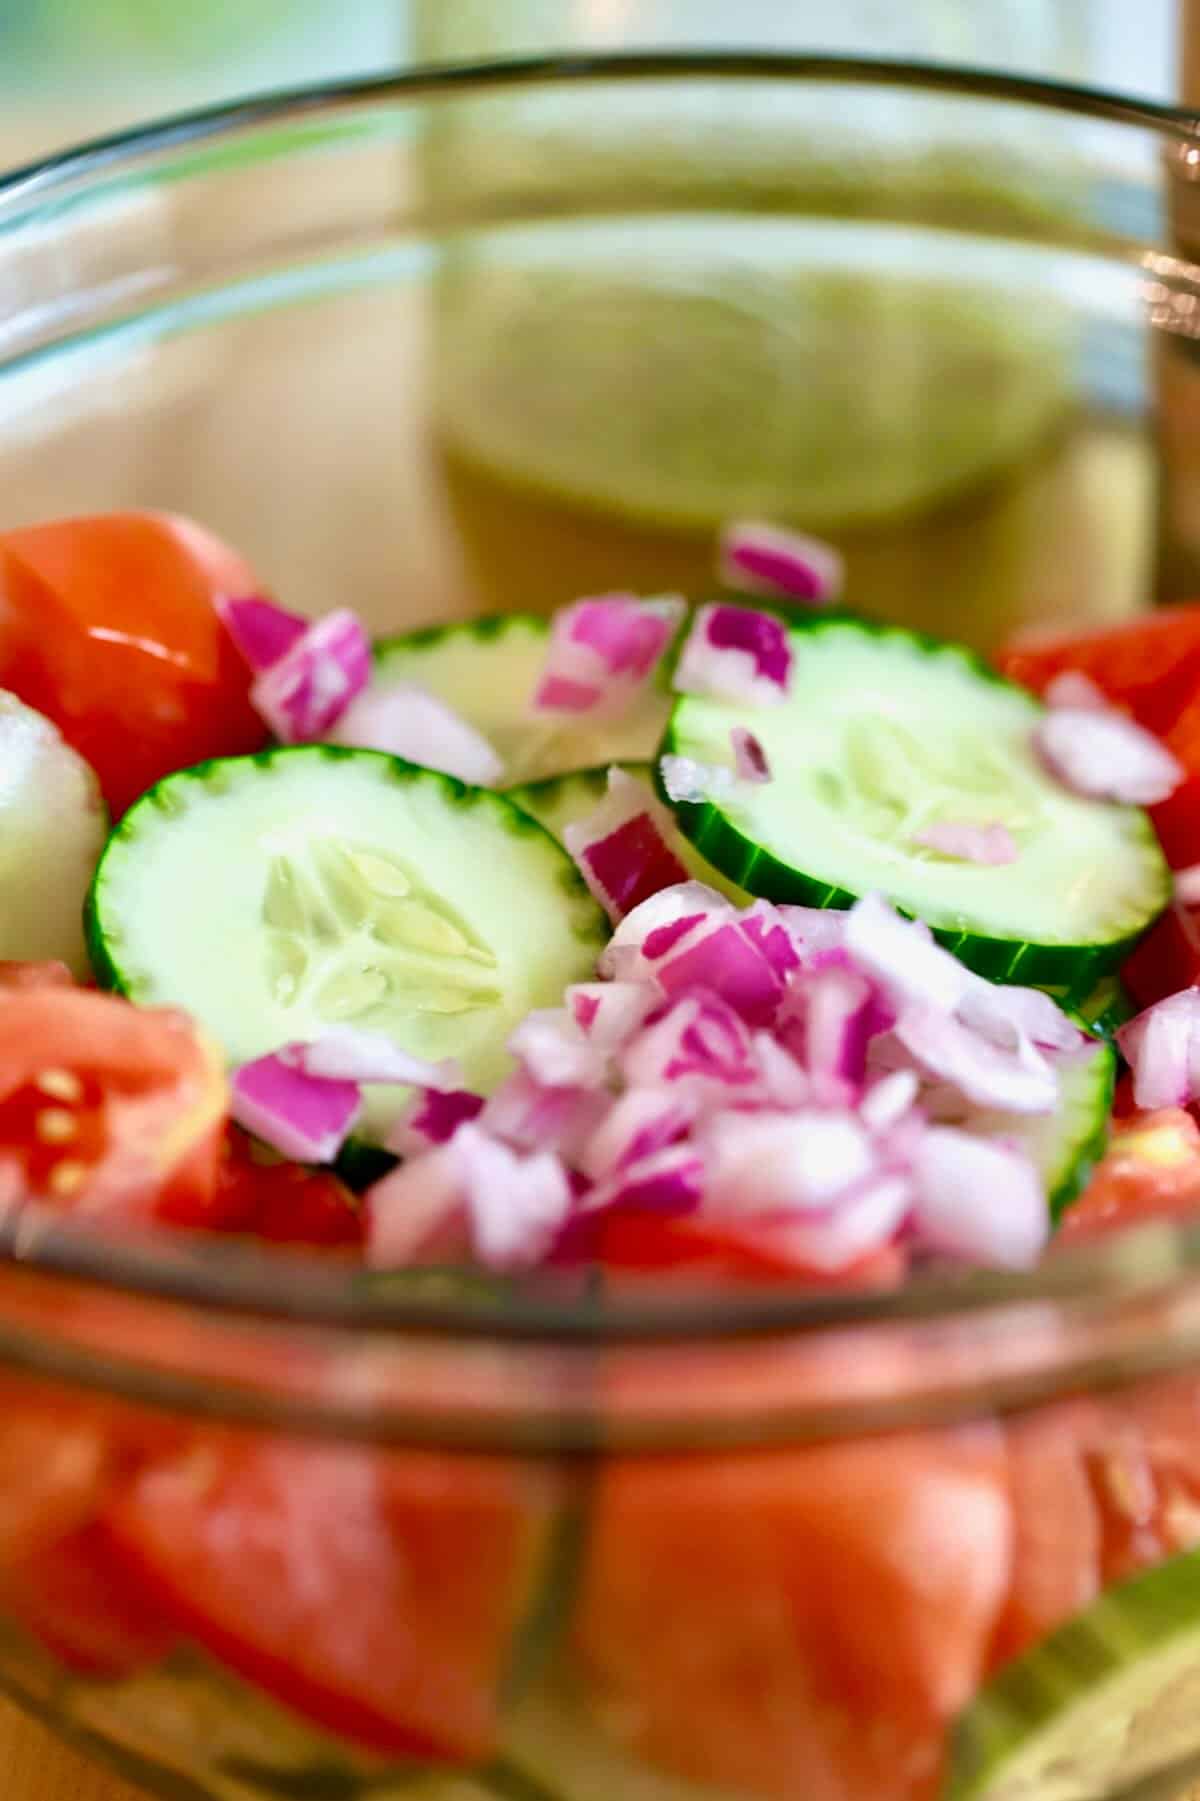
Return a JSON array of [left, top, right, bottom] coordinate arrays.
[[912, 1128, 1048, 1268], [1117, 988, 1200, 1110], [1176, 864, 1200, 907], [482, 1070, 609, 1163], [860, 1069, 921, 1133], [563, 769, 689, 922], [844, 892, 971, 1014], [567, 980, 657, 1051], [579, 1088, 696, 1182], [702, 1109, 879, 1215], [231, 1053, 359, 1163], [761, 1176, 912, 1273], [958, 978, 1087, 1056], [913, 820, 1017, 866], [365, 1149, 471, 1266], [1033, 707, 1184, 806], [652, 917, 786, 1028], [1044, 670, 1109, 711], [533, 594, 685, 717], [621, 993, 762, 1103], [250, 608, 371, 743], [450, 1126, 574, 1269], [718, 519, 843, 606], [777, 905, 848, 960], [330, 681, 503, 786], [730, 725, 772, 783], [598, 881, 732, 981], [583, 1143, 706, 1217], [508, 1008, 609, 1089], [386, 1087, 484, 1156], [216, 594, 309, 672], [281, 1027, 460, 1089], [738, 902, 802, 982], [659, 753, 734, 805], [673, 603, 793, 706], [893, 1005, 1059, 1115]]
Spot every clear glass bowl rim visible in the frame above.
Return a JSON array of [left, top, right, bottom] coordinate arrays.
[[0, 48, 1195, 1366]]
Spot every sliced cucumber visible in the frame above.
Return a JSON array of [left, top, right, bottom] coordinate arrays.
[[984, 1036, 1114, 1219], [663, 616, 1170, 993], [948, 1544, 1200, 1801], [86, 747, 607, 1144], [374, 616, 674, 787], [507, 764, 750, 905], [0, 691, 106, 976]]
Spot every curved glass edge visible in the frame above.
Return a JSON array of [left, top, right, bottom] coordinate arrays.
[[0, 50, 1192, 1346]]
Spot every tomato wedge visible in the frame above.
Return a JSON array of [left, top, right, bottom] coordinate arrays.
[[0, 1522, 176, 1678], [1057, 1111, 1200, 1243], [578, 1430, 1010, 1801], [211, 1128, 364, 1249], [104, 1435, 564, 1763], [0, 512, 268, 815], [590, 1209, 907, 1291], [0, 988, 226, 1224]]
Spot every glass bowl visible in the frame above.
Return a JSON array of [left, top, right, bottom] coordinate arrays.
[[2, 51, 1200, 1801]]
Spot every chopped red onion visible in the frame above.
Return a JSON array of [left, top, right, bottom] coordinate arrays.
[[763, 1175, 912, 1272], [703, 1109, 879, 1215], [482, 1069, 609, 1163], [567, 980, 657, 1051], [738, 902, 802, 980], [386, 1087, 485, 1156], [230, 1053, 360, 1163], [913, 820, 1017, 866], [958, 978, 1087, 1057], [1044, 671, 1109, 711], [911, 1129, 1048, 1268], [329, 682, 503, 786], [1117, 989, 1200, 1110], [598, 880, 731, 981], [1176, 865, 1200, 908], [216, 594, 308, 672], [280, 1027, 459, 1090], [673, 604, 793, 707], [583, 1143, 707, 1218], [652, 918, 786, 1028], [563, 770, 689, 921], [450, 1126, 574, 1269], [508, 1008, 609, 1089], [860, 1069, 921, 1133], [365, 1150, 471, 1267], [777, 905, 848, 960], [533, 594, 685, 717], [658, 753, 735, 806], [752, 1033, 812, 1109], [730, 725, 772, 783], [622, 993, 761, 1102], [1033, 707, 1184, 807], [893, 1006, 1058, 1115], [250, 608, 372, 743], [844, 892, 970, 1015], [718, 520, 843, 606], [579, 1087, 696, 1181], [782, 959, 884, 1099]]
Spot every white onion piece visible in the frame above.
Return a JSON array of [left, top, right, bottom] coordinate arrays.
[[281, 1028, 460, 1089], [912, 1128, 1048, 1268], [659, 753, 735, 805], [1117, 989, 1200, 1110], [958, 978, 1087, 1056], [450, 1126, 573, 1269], [913, 820, 1017, 866], [718, 519, 843, 605], [766, 1176, 912, 1272], [860, 1069, 921, 1133], [844, 892, 971, 1014], [894, 1006, 1059, 1115], [579, 1087, 696, 1182], [330, 682, 503, 786], [702, 1109, 879, 1215], [250, 608, 371, 743], [1176, 865, 1200, 907], [230, 1053, 359, 1163], [1043, 671, 1109, 711], [365, 1149, 471, 1267], [1033, 707, 1183, 806], [508, 1008, 609, 1090]]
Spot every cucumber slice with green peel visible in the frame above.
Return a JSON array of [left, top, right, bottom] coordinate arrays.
[[1074, 977, 1136, 1042], [373, 616, 675, 787], [947, 1544, 1200, 1801], [986, 1035, 1114, 1220], [85, 746, 607, 1145], [662, 617, 1170, 993], [507, 764, 750, 905]]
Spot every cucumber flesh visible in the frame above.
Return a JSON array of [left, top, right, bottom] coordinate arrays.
[[507, 764, 750, 905], [663, 617, 1170, 992], [86, 747, 607, 1144], [375, 617, 673, 787], [948, 1544, 1200, 1801]]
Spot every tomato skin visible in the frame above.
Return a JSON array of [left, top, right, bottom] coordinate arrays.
[[0, 961, 73, 993], [996, 608, 1200, 738], [590, 1209, 907, 1291], [0, 1522, 176, 1678], [0, 512, 268, 815], [0, 988, 227, 1224], [1122, 905, 1200, 1009], [209, 1128, 364, 1249]]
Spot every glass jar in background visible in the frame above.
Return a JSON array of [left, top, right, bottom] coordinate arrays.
[[411, 2, 1141, 649]]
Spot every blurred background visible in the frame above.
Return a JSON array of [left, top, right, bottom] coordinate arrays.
[[0, 0, 1182, 170]]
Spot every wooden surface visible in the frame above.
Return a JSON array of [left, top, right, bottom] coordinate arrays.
[[0, 1692, 142, 1801]]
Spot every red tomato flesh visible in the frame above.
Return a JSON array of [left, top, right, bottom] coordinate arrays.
[[0, 512, 268, 815]]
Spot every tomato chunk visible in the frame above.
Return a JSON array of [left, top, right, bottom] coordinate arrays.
[[0, 988, 226, 1224], [211, 1128, 364, 1249], [590, 1209, 907, 1291], [0, 512, 268, 814], [996, 608, 1200, 738], [578, 1430, 1010, 1801], [1058, 1111, 1200, 1242], [105, 1435, 563, 1762]]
